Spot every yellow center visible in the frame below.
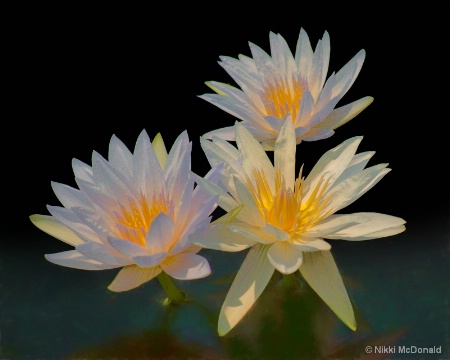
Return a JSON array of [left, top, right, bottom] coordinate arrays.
[[113, 192, 174, 246], [248, 169, 331, 235], [261, 77, 304, 121]]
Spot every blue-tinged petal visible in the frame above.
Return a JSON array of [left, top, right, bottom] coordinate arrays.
[[145, 213, 175, 254], [133, 253, 167, 268], [45, 250, 120, 270], [51, 181, 91, 209], [72, 158, 94, 184], [76, 242, 130, 266], [108, 264, 161, 292], [133, 129, 165, 199], [107, 236, 150, 258], [108, 134, 133, 180]]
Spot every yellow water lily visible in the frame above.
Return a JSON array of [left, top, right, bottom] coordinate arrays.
[[30, 130, 219, 302], [190, 120, 406, 335], [199, 28, 373, 150]]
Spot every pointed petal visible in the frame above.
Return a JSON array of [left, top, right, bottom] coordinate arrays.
[[51, 181, 90, 209], [107, 264, 161, 292], [319, 96, 374, 129], [133, 129, 164, 198], [107, 236, 150, 258], [218, 244, 275, 336], [274, 119, 296, 189], [45, 250, 119, 270], [267, 242, 303, 274], [152, 133, 168, 170], [161, 253, 211, 280], [108, 134, 133, 180], [299, 251, 356, 331], [290, 237, 331, 251], [235, 123, 275, 193], [321, 212, 406, 240], [30, 214, 85, 246]]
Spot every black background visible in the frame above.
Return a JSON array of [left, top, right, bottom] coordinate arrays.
[[4, 4, 447, 240], [1, 3, 449, 359]]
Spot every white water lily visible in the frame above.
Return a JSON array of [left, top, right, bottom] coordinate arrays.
[[190, 120, 406, 335], [30, 130, 218, 299], [199, 28, 373, 150]]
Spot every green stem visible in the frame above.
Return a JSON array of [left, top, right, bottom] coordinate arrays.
[[282, 273, 298, 289], [157, 272, 186, 305]]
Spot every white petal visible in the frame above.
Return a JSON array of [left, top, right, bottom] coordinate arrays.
[[324, 165, 390, 214], [161, 253, 211, 280], [235, 123, 275, 194], [151, 133, 168, 169], [295, 28, 314, 77], [228, 224, 276, 245], [322, 212, 406, 240], [145, 213, 175, 254], [290, 236, 331, 252], [193, 173, 239, 213], [274, 119, 296, 190], [46, 205, 102, 244], [107, 264, 161, 292], [218, 244, 275, 336], [72, 158, 94, 184], [319, 96, 374, 129], [304, 136, 363, 199], [260, 224, 289, 241], [203, 126, 237, 141], [164, 130, 189, 179], [76, 242, 130, 266], [333, 49, 366, 99], [189, 224, 256, 252], [45, 250, 119, 270], [91, 151, 136, 203], [166, 141, 192, 205], [299, 251, 356, 331], [233, 177, 265, 226], [133, 129, 164, 199], [108, 134, 133, 180], [107, 236, 150, 258], [51, 181, 90, 209], [30, 214, 85, 246], [267, 242, 303, 274]]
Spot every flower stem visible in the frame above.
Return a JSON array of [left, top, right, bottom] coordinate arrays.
[[157, 272, 186, 305], [282, 273, 298, 289]]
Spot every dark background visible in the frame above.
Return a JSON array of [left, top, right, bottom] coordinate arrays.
[[4, 5, 447, 235], [1, 3, 449, 360]]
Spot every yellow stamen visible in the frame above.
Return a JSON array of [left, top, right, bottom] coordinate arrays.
[[113, 192, 173, 246], [261, 76, 304, 121], [247, 168, 331, 235]]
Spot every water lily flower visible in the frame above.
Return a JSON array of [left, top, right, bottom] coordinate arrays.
[[30, 130, 219, 303], [199, 28, 373, 150], [190, 120, 406, 335]]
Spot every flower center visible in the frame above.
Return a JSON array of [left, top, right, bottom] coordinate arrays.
[[261, 76, 304, 121], [248, 169, 331, 235], [113, 192, 174, 246]]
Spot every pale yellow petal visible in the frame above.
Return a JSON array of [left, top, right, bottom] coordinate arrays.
[[274, 119, 296, 189], [107, 264, 161, 292], [299, 250, 356, 331], [152, 133, 168, 169], [29, 214, 84, 246], [218, 244, 274, 336]]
